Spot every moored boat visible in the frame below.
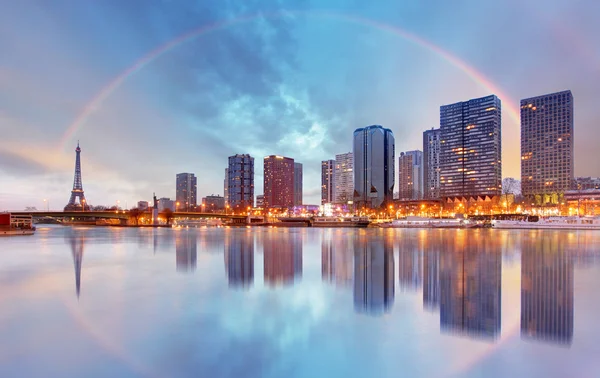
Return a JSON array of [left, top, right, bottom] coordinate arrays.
[[380, 216, 479, 229], [0, 213, 36, 236], [491, 216, 600, 230], [311, 216, 371, 228]]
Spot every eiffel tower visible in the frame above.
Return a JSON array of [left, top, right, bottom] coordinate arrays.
[[65, 142, 88, 211]]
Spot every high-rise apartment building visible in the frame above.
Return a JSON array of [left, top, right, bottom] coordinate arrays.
[[423, 128, 442, 199], [321, 160, 335, 205], [294, 162, 303, 206], [256, 195, 264, 208], [263, 155, 295, 208], [521, 90, 574, 205], [334, 152, 354, 204], [224, 168, 228, 205], [353, 126, 395, 208], [227, 154, 254, 210], [176, 173, 197, 211], [440, 95, 502, 200], [398, 150, 424, 200]]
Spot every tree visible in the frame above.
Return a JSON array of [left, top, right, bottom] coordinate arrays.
[[161, 208, 174, 226], [129, 208, 143, 226]]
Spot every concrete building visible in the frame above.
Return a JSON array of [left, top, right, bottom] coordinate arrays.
[[256, 194, 264, 208], [137, 201, 149, 211], [321, 160, 335, 205], [263, 155, 295, 208], [227, 154, 254, 210], [158, 197, 176, 212], [423, 128, 442, 199], [294, 162, 303, 206], [353, 126, 395, 208], [224, 168, 228, 206], [521, 90, 574, 205], [573, 177, 600, 190], [440, 95, 502, 200], [176, 173, 197, 211], [334, 152, 354, 204], [398, 150, 424, 200], [202, 195, 225, 211]]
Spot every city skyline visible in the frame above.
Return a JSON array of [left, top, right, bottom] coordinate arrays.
[[1, 1, 600, 210]]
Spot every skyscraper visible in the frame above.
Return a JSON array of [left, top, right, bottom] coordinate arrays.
[[353, 126, 395, 208], [321, 160, 335, 205], [294, 162, 303, 206], [263, 155, 295, 208], [227, 154, 254, 210], [423, 128, 442, 199], [334, 152, 354, 204], [520, 90, 574, 205], [398, 150, 424, 200], [176, 173, 197, 211], [224, 168, 228, 206], [440, 95, 502, 200]]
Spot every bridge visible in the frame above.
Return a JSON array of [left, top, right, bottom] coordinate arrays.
[[12, 211, 248, 221]]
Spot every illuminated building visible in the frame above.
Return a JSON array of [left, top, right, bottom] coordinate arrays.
[[256, 195, 264, 208], [227, 154, 254, 210], [398, 150, 424, 200], [521, 90, 574, 205], [334, 152, 354, 204], [294, 162, 303, 206], [176, 173, 197, 211], [440, 95, 502, 200], [353, 126, 395, 208], [263, 155, 295, 208], [321, 160, 335, 205], [423, 128, 442, 199]]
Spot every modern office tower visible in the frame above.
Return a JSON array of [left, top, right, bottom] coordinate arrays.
[[354, 234, 395, 315], [440, 233, 501, 340], [175, 231, 197, 273], [321, 229, 353, 287], [224, 168, 228, 205], [334, 152, 354, 204], [294, 162, 303, 206], [440, 95, 502, 200], [158, 197, 176, 212], [263, 155, 295, 208], [264, 232, 302, 286], [423, 128, 442, 199], [256, 195, 264, 208], [176, 173, 197, 211], [227, 154, 254, 210], [321, 160, 335, 205], [521, 90, 574, 205], [353, 126, 395, 208], [521, 234, 573, 345], [398, 150, 424, 200], [224, 232, 254, 289]]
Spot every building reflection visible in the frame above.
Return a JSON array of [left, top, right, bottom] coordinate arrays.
[[521, 233, 573, 346], [321, 230, 353, 287], [224, 231, 254, 289], [423, 232, 442, 311], [175, 231, 197, 273], [66, 228, 86, 299], [263, 231, 302, 286], [398, 233, 423, 291], [353, 234, 395, 315], [440, 232, 501, 340]]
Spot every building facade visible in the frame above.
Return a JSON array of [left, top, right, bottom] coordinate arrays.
[[521, 90, 574, 205], [423, 128, 442, 199], [334, 152, 354, 204], [294, 162, 303, 206], [224, 168, 228, 206], [256, 195, 264, 208], [398, 150, 424, 200], [353, 126, 395, 208], [263, 155, 295, 208], [158, 197, 176, 212], [440, 95, 502, 200], [227, 154, 254, 210], [176, 173, 197, 211], [321, 160, 335, 205], [202, 195, 226, 211]]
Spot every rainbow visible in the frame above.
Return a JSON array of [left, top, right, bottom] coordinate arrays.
[[59, 10, 520, 151]]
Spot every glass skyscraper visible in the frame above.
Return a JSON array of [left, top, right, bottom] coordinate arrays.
[[440, 95, 502, 200], [520, 90, 574, 205], [353, 125, 395, 208], [227, 154, 254, 210]]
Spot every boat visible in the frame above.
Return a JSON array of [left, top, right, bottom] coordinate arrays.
[[380, 216, 479, 229], [311, 216, 371, 228], [0, 213, 36, 236], [491, 216, 600, 230]]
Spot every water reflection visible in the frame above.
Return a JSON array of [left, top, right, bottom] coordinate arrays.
[[224, 231, 254, 289], [423, 233, 441, 311], [264, 231, 302, 286], [175, 231, 197, 273], [321, 230, 353, 287], [521, 233, 574, 346], [398, 233, 423, 291], [440, 232, 502, 340], [353, 234, 395, 315], [66, 228, 86, 298]]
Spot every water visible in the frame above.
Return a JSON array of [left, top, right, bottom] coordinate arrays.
[[1, 226, 600, 378]]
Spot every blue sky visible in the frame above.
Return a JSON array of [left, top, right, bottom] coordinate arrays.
[[1, 0, 599, 210]]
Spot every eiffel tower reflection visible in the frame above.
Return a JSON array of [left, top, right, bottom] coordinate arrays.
[[66, 229, 86, 299]]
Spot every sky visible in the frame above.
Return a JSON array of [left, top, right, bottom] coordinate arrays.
[[1, 0, 599, 210]]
